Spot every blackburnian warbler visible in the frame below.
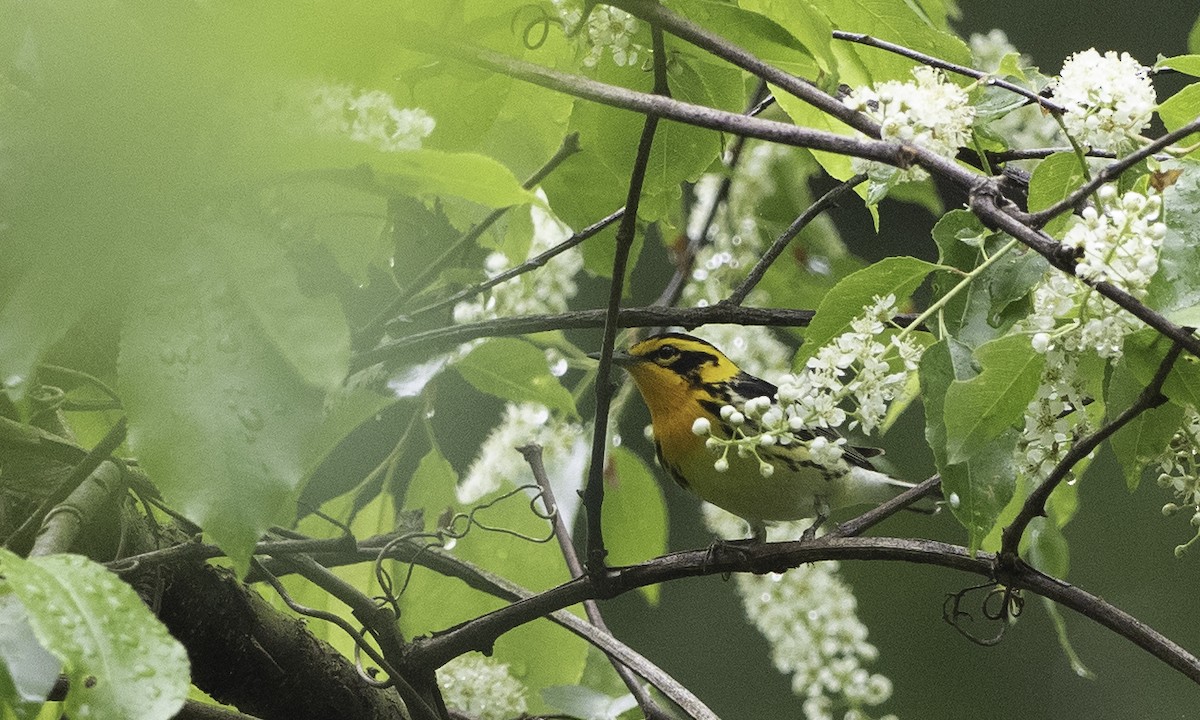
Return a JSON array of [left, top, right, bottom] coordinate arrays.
[[609, 332, 913, 540]]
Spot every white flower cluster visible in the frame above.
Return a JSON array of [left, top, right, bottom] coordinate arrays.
[[693, 296, 923, 476], [306, 84, 434, 152], [844, 66, 976, 188], [459, 401, 588, 527], [453, 199, 584, 324], [1016, 350, 1092, 480], [1156, 409, 1200, 557], [436, 653, 528, 720], [968, 30, 1063, 164], [703, 506, 896, 720], [1051, 49, 1156, 152], [1027, 185, 1166, 358], [552, 1, 647, 68]]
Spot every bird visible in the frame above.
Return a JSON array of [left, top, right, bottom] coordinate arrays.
[[604, 332, 914, 541]]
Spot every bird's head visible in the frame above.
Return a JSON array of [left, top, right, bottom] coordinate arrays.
[[604, 333, 741, 410]]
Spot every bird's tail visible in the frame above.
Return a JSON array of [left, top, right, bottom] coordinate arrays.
[[846, 466, 919, 505]]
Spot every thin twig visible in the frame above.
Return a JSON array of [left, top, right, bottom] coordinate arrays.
[[5, 416, 128, 553], [654, 80, 768, 309], [1000, 342, 1184, 557], [1022, 117, 1200, 228], [584, 27, 669, 574], [830, 30, 1065, 115], [828, 474, 942, 539], [725, 173, 867, 306], [399, 206, 625, 324], [29, 461, 126, 557], [519, 444, 683, 720], [351, 304, 924, 371]]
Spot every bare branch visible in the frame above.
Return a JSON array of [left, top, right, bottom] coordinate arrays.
[[726, 173, 867, 306], [830, 30, 1064, 115], [520, 444, 692, 720], [1023, 117, 1200, 228], [584, 26, 670, 573]]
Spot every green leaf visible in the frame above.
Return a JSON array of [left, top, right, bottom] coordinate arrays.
[[738, 0, 837, 76], [543, 50, 729, 236], [602, 447, 668, 604], [1156, 54, 1200, 76], [1122, 329, 1200, 410], [378, 148, 538, 209], [0, 592, 61, 719], [1108, 358, 1187, 490], [1159, 83, 1200, 152], [263, 178, 392, 285], [666, 0, 820, 78], [211, 221, 350, 392], [455, 338, 578, 418], [0, 262, 96, 399], [944, 334, 1045, 464], [795, 256, 938, 367], [118, 244, 325, 574], [1028, 152, 1088, 237], [0, 551, 189, 720], [920, 339, 1018, 552], [1027, 518, 1096, 678], [1042, 598, 1097, 680], [808, 0, 972, 82], [1147, 159, 1200, 316]]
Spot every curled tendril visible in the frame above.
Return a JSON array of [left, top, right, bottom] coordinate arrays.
[[943, 581, 1024, 646], [511, 4, 562, 50], [370, 484, 559, 617]]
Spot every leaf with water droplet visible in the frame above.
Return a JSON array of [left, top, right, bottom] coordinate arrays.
[[0, 550, 188, 720], [119, 243, 325, 573]]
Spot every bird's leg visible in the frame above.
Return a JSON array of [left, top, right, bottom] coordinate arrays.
[[703, 519, 766, 572], [801, 497, 831, 542]]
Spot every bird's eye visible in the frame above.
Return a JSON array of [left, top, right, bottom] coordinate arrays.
[[653, 345, 680, 363]]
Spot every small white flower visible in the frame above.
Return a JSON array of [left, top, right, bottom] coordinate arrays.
[[305, 84, 435, 152], [703, 506, 894, 714], [692, 417, 712, 436], [714, 456, 730, 473], [845, 66, 976, 189], [437, 654, 528, 720], [1052, 49, 1156, 151], [453, 197, 584, 324]]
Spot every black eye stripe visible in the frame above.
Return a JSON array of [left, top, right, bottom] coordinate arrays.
[[669, 350, 718, 376]]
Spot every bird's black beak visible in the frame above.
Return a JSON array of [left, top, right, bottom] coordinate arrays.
[[587, 349, 635, 366]]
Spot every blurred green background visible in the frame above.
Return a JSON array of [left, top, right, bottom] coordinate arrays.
[[599, 3, 1200, 718]]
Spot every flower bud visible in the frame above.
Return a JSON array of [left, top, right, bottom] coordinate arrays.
[[691, 417, 712, 436]]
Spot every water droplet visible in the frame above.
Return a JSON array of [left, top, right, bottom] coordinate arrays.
[[217, 333, 241, 354], [238, 408, 265, 434], [949, 492, 961, 508]]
